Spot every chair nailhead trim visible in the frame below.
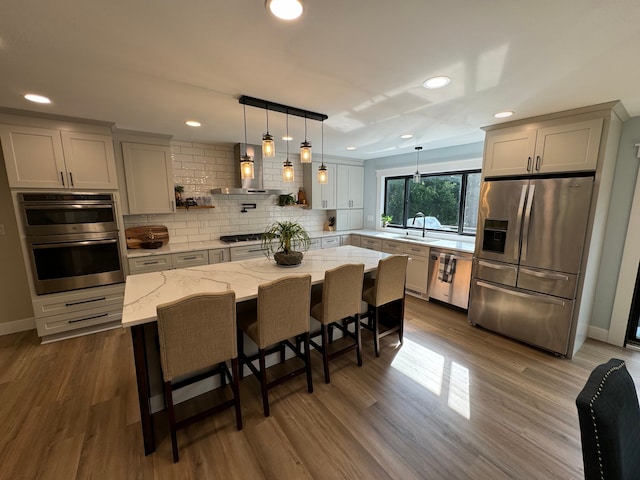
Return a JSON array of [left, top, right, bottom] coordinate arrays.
[[587, 361, 626, 480]]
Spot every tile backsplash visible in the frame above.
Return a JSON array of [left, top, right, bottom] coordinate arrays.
[[123, 140, 329, 243]]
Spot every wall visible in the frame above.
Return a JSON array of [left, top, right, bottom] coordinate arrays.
[[123, 141, 355, 239], [591, 116, 640, 331], [0, 151, 34, 330], [362, 142, 484, 229]]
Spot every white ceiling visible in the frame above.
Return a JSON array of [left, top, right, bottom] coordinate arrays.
[[2, 0, 639, 160]]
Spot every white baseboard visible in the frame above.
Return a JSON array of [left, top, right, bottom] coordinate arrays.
[[587, 325, 609, 343], [0, 316, 36, 336]]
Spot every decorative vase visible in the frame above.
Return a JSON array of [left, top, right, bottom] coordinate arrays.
[[274, 251, 304, 266]]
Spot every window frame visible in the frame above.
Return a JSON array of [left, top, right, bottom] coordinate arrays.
[[383, 169, 481, 236]]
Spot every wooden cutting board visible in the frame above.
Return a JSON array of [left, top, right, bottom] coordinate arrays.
[[125, 225, 169, 249]]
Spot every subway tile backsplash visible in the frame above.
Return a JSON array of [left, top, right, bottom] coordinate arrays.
[[123, 141, 328, 243]]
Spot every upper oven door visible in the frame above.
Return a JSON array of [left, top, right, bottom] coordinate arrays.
[[19, 192, 117, 235]]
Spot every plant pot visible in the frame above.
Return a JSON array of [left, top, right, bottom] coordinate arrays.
[[274, 251, 303, 266]]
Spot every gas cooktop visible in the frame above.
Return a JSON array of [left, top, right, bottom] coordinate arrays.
[[219, 233, 268, 243]]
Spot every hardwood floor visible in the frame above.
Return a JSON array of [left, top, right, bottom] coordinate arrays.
[[2, 297, 639, 479]]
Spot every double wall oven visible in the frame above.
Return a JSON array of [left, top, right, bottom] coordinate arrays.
[[19, 192, 125, 295]]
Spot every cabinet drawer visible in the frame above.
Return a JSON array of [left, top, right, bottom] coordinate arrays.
[[36, 305, 122, 337], [208, 248, 229, 264], [172, 250, 209, 268], [32, 284, 124, 318], [360, 237, 381, 251], [381, 240, 404, 253], [309, 238, 322, 250], [404, 243, 429, 256], [322, 236, 340, 248], [350, 235, 361, 247], [128, 254, 172, 274]]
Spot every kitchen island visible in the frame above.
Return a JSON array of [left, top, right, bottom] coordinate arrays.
[[122, 245, 389, 454]]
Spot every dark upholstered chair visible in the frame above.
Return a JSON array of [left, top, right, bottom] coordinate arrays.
[[156, 291, 242, 463], [361, 254, 409, 357], [309, 263, 365, 383], [576, 358, 640, 480], [237, 274, 313, 417]]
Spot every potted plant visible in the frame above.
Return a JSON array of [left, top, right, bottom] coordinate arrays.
[[381, 213, 393, 227], [262, 221, 311, 266]]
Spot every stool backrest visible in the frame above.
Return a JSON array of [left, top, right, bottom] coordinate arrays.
[[320, 263, 364, 324], [257, 275, 311, 348], [157, 291, 236, 381], [372, 255, 408, 306]]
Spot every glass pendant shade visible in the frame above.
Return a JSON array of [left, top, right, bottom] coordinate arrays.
[[300, 141, 312, 162], [282, 159, 295, 182], [262, 133, 275, 157], [240, 154, 254, 179], [413, 146, 423, 184], [317, 164, 328, 184]]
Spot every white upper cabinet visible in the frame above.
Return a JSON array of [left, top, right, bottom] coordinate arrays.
[[0, 125, 117, 189], [304, 162, 337, 210], [336, 164, 363, 209], [483, 117, 603, 178], [122, 142, 175, 214]]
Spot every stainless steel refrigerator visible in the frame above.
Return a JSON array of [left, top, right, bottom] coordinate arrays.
[[468, 175, 594, 356]]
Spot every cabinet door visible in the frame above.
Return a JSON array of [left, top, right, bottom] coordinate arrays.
[[534, 118, 603, 174], [0, 125, 67, 188], [208, 248, 229, 264], [337, 165, 364, 209], [122, 142, 175, 214], [60, 131, 118, 189], [349, 209, 363, 229], [405, 252, 429, 296], [483, 128, 537, 178], [321, 163, 337, 209]]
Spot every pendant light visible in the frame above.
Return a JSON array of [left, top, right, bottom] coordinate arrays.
[[299, 115, 312, 163], [262, 106, 275, 157], [413, 146, 423, 183], [317, 120, 328, 184], [240, 104, 254, 180], [282, 112, 295, 182]]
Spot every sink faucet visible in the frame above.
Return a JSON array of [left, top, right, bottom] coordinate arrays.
[[412, 212, 427, 237]]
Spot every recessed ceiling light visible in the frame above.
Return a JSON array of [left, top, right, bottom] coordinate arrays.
[[282, 135, 293, 141], [400, 134, 413, 139], [185, 120, 201, 127], [266, 0, 303, 20], [346, 146, 357, 151], [422, 76, 451, 89], [23, 93, 51, 104], [494, 110, 514, 118]]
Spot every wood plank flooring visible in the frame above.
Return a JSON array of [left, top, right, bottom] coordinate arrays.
[[2, 297, 639, 479]]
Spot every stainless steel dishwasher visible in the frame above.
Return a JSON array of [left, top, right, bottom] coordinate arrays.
[[428, 249, 472, 309]]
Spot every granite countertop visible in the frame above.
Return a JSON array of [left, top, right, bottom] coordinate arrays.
[[122, 245, 389, 327], [124, 229, 475, 258]]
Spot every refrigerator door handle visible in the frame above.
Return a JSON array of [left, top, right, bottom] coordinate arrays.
[[521, 184, 535, 262], [478, 260, 515, 270], [519, 267, 569, 281], [513, 185, 528, 259], [476, 281, 566, 306]]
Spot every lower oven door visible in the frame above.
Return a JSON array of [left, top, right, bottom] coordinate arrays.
[[27, 232, 125, 295]]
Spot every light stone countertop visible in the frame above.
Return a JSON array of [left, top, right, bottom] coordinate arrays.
[[124, 229, 475, 258], [122, 245, 389, 327]]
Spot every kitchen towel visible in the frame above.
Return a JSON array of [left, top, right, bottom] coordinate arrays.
[[438, 253, 456, 283]]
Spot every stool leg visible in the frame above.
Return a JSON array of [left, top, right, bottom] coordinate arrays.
[[164, 381, 179, 463], [354, 313, 363, 366], [258, 349, 270, 417], [373, 306, 381, 357], [321, 324, 330, 384], [231, 357, 243, 430], [303, 332, 314, 393]]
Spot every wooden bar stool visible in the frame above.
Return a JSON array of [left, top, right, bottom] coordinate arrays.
[[156, 291, 242, 463], [237, 275, 313, 417], [361, 255, 409, 357], [309, 263, 365, 383]]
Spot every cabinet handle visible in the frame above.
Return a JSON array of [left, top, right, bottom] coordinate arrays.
[[535, 155, 541, 171], [69, 172, 74, 187], [65, 296, 106, 307], [60, 171, 65, 186], [69, 312, 109, 324], [143, 260, 159, 265], [171, 201, 175, 211], [527, 157, 532, 172], [182, 256, 197, 260]]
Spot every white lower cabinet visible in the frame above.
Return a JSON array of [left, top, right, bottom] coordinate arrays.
[[128, 254, 172, 274], [172, 250, 209, 269], [208, 248, 229, 264], [404, 244, 429, 297], [32, 284, 124, 339], [321, 236, 340, 248], [309, 238, 322, 250]]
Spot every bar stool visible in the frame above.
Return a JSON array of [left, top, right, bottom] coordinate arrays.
[[309, 263, 365, 383], [156, 291, 242, 463], [361, 255, 409, 357], [237, 275, 313, 417]]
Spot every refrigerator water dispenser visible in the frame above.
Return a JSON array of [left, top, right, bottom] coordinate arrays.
[[482, 219, 508, 253]]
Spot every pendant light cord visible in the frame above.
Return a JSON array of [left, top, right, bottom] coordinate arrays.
[[243, 103, 248, 156], [321, 120, 324, 166]]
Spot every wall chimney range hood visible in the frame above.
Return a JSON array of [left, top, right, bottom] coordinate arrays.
[[211, 143, 284, 195]]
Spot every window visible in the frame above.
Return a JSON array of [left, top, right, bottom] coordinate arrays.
[[383, 170, 480, 235]]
